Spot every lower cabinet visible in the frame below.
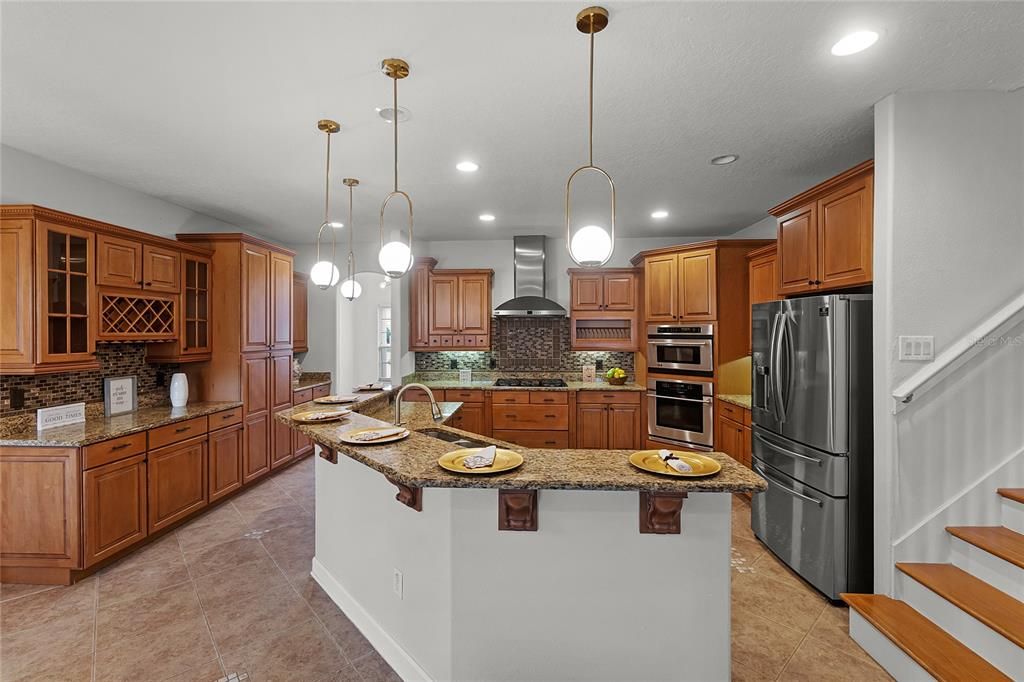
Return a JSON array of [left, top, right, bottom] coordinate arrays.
[[270, 418, 293, 469], [576, 404, 608, 449], [574, 393, 642, 450], [449, 403, 485, 435], [147, 435, 208, 533], [492, 430, 569, 449], [243, 413, 270, 483], [83, 454, 148, 568], [715, 405, 752, 468], [209, 424, 244, 502]]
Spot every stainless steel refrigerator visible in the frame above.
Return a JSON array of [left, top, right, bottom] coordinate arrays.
[[750, 294, 873, 600]]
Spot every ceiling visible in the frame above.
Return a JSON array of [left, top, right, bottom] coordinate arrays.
[[3, 2, 1022, 243]]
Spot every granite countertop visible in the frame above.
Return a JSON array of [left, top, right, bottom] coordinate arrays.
[[0, 401, 244, 448], [292, 373, 332, 390], [407, 379, 644, 392], [276, 394, 765, 494], [718, 394, 752, 410]]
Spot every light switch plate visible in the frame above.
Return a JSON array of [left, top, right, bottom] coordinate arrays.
[[898, 335, 935, 361]]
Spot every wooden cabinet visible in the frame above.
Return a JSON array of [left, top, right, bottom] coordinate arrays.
[[408, 261, 492, 350], [243, 354, 270, 415], [83, 454, 147, 568], [241, 243, 271, 352], [142, 245, 180, 293], [490, 391, 570, 445], [149, 253, 211, 362], [0, 218, 35, 370], [458, 274, 490, 335], [408, 258, 434, 350], [209, 424, 244, 502], [574, 392, 641, 449], [97, 234, 144, 288], [428, 274, 459, 336], [37, 221, 96, 367], [450, 403, 485, 435], [575, 404, 608, 449], [270, 252, 293, 350], [608, 404, 642, 450], [643, 253, 678, 321], [747, 244, 779, 306], [678, 248, 717, 321], [242, 353, 271, 483], [270, 352, 294, 469], [293, 272, 308, 353], [772, 160, 873, 296], [716, 399, 752, 469], [243, 413, 270, 483], [571, 274, 604, 311], [568, 269, 639, 351], [147, 436, 207, 533]]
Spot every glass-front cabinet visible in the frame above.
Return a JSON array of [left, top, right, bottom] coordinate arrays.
[[182, 255, 211, 356], [36, 221, 96, 366]]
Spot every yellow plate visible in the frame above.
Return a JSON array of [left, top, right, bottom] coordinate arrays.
[[338, 427, 410, 445], [438, 448, 524, 475], [313, 395, 358, 405], [629, 450, 722, 478], [292, 408, 351, 424]]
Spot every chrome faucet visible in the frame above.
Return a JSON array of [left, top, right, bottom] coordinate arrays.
[[393, 383, 444, 427]]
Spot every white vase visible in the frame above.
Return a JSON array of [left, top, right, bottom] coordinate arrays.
[[169, 373, 189, 407]]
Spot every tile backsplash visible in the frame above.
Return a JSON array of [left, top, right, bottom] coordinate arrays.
[[414, 317, 634, 374], [0, 344, 179, 417]]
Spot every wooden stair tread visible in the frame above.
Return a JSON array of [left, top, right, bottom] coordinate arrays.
[[997, 488, 1024, 505], [946, 526, 1024, 569], [842, 594, 1011, 682], [897, 562, 1024, 648]]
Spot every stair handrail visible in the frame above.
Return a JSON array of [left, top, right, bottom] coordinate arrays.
[[892, 290, 1024, 413]]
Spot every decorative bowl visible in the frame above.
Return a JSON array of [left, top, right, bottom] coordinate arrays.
[[607, 376, 627, 386]]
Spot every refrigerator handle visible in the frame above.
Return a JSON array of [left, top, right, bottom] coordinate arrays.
[[770, 312, 787, 423]]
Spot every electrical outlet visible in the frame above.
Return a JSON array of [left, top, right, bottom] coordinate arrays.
[[10, 387, 25, 410], [489, 358, 497, 369], [595, 359, 604, 371], [449, 359, 458, 370], [392, 569, 403, 599], [898, 335, 935, 361]]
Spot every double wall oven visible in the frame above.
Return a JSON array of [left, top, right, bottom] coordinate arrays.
[[646, 377, 714, 451]]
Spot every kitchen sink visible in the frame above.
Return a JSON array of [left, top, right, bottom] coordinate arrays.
[[417, 428, 490, 449]]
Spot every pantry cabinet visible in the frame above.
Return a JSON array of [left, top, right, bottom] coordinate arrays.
[[292, 272, 308, 353], [408, 260, 493, 351]]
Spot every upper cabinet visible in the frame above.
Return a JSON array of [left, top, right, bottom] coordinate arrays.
[[570, 270, 636, 312], [292, 272, 308, 354], [37, 221, 96, 367], [771, 160, 873, 296], [96, 235, 180, 293], [639, 248, 716, 322], [143, 245, 181, 293], [568, 268, 639, 351], [270, 251, 293, 350], [408, 259, 493, 351], [241, 243, 271, 352], [747, 244, 779, 306]]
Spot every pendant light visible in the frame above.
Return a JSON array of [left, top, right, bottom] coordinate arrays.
[[377, 58, 414, 278], [565, 6, 615, 267], [310, 119, 342, 289], [339, 178, 362, 301]]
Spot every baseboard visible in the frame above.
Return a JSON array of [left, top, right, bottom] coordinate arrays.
[[311, 557, 433, 682]]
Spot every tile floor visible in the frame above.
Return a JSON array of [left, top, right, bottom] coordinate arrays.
[[0, 457, 888, 681]]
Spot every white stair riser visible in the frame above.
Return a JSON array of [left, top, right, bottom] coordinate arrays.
[[897, 573, 1023, 679], [950, 535, 1024, 601], [1002, 498, 1024, 535], [848, 611, 936, 682]]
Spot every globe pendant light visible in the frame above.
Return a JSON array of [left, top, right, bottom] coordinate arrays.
[[565, 6, 616, 267], [377, 58, 414, 278], [310, 119, 342, 289], [339, 178, 362, 301]]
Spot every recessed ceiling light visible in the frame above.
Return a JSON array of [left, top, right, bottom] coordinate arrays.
[[651, 210, 669, 219], [456, 161, 479, 173], [479, 214, 496, 222], [376, 106, 410, 123], [710, 154, 739, 166], [831, 30, 879, 56]]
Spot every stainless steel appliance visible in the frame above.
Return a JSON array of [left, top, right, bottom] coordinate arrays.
[[750, 294, 873, 600], [646, 324, 714, 374], [494, 378, 568, 388], [492, 236, 567, 317], [646, 377, 714, 451]]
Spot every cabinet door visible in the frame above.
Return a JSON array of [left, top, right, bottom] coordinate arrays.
[[409, 263, 431, 350], [83, 454, 147, 568], [270, 252, 293, 350], [148, 436, 207, 533], [742, 425, 752, 469], [571, 274, 603, 311], [458, 274, 490, 335], [1, 447, 80, 568], [603, 273, 636, 311], [143, 245, 181, 293], [36, 221, 96, 365], [428, 274, 459, 335], [644, 254, 677, 321], [678, 249, 717, 321], [748, 251, 779, 306], [576, 405, 608, 449], [209, 425, 244, 502], [716, 414, 745, 464], [608, 404, 640, 450], [817, 174, 873, 290], [269, 352, 294, 469], [96, 234, 143, 288], [777, 203, 818, 296], [243, 354, 270, 415], [450, 404, 485, 435], [241, 244, 271, 352], [292, 274, 308, 353], [0, 219, 35, 368], [182, 256, 211, 356], [243, 413, 270, 483], [293, 428, 313, 459]]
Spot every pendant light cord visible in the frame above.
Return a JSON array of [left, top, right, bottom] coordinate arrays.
[[325, 133, 332, 224], [393, 76, 399, 192], [588, 19, 595, 167]]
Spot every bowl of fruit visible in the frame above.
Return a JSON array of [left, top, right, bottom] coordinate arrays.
[[605, 367, 628, 385]]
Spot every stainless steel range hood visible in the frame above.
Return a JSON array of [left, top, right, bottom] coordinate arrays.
[[493, 236, 567, 317]]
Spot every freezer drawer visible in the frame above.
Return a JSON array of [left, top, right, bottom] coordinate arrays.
[[751, 459, 848, 600], [752, 427, 848, 497]]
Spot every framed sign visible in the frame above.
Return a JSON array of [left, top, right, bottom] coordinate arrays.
[[104, 376, 138, 416]]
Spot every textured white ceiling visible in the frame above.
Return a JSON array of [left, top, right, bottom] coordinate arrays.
[[2, 2, 1022, 243]]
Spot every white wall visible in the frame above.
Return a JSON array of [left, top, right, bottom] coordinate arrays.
[[873, 90, 1024, 594], [730, 215, 776, 239]]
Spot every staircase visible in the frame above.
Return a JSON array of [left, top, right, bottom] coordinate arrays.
[[843, 488, 1024, 681]]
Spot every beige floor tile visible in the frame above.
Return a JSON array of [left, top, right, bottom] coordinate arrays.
[[238, 503, 313, 533], [203, 581, 316, 652], [294, 577, 375, 661], [750, 549, 814, 588], [165, 657, 225, 682], [176, 504, 249, 554], [731, 607, 805, 680], [217, 618, 350, 681], [779, 635, 892, 681], [94, 609, 218, 681], [732, 569, 826, 633], [0, 651, 93, 682], [96, 580, 204, 649], [0, 607, 94, 681], [0, 582, 57, 604], [193, 557, 290, 612], [731, 535, 766, 573], [270, 549, 314, 585], [97, 554, 191, 606], [353, 649, 402, 682], [230, 481, 293, 516], [260, 520, 314, 561], [0, 576, 96, 634], [732, 659, 779, 682], [183, 536, 270, 578], [805, 603, 851, 650], [113, 531, 183, 569]]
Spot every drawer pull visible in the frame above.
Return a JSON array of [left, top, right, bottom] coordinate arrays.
[[110, 443, 131, 451], [221, 413, 234, 420], [545, 440, 556, 445], [175, 426, 190, 433], [542, 398, 555, 402], [603, 394, 615, 398], [544, 414, 557, 419]]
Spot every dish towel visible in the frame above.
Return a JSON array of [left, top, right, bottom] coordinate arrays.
[[658, 449, 693, 473], [463, 445, 498, 469], [351, 427, 406, 441]]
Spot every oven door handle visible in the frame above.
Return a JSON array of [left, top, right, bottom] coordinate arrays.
[[754, 433, 822, 465], [753, 463, 823, 507], [648, 339, 712, 346], [646, 393, 712, 404]]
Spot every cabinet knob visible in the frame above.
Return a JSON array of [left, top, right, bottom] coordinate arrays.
[[808, 279, 815, 285], [144, 281, 152, 287]]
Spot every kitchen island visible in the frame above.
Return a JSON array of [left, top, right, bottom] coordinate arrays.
[[278, 394, 764, 681]]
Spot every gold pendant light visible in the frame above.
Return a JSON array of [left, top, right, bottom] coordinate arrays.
[[310, 119, 342, 289], [565, 6, 616, 267], [340, 178, 362, 301], [377, 58, 414, 279]]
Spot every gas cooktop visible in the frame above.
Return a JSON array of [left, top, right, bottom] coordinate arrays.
[[493, 378, 568, 388]]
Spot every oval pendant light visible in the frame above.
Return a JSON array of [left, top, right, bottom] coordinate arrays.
[[378, 58, 415, 279], [340, 178, 362, 301], [310, 119, 342, 289], [565, 6, 615, 267]]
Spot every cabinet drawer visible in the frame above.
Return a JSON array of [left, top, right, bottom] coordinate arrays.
[[293, 388, 313, 404], [492, 429, 569, 449], [717, 400, 750, 425], [148, 416, 208, 450], [83, 432, 147, 469], [210, 407, 243, 430], [576, 390, 642, 405], [492, 405, 569, 430], [312, 384, 330, 399], [399, 387, 434, 402], [491, 391, 530, 405], [445, 389, 484, 403], [529, 392, 567, 405]]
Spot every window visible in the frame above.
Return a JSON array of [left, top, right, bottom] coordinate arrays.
[[378, 305, 392, 381]]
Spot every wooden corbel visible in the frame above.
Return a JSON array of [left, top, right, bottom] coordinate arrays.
[[498, 489, 538, 531], [318, 446, 338, 464], [386, 477, 422, 511], [639, 491, 687, 534]]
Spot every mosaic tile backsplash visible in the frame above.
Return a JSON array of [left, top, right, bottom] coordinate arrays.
[[0, 344, 179, 417], [414, 317, 635, 373]]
